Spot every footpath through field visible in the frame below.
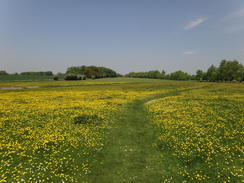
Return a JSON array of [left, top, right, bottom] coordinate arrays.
[[88, 90, 187, 183]]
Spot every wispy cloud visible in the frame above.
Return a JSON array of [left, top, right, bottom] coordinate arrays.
[[222, 8, 244, 34], [224, 8, 244, 20], [184, 17, 209, 30], [225, 25, 244, 34], [181, 51, 198, 55]]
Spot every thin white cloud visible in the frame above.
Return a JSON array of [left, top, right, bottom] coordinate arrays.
[[222, 8, 244, 34], [224, 8, 244, 20], [184, 17, 209, 30], [225, 25, 244, 34], [181, 51, 198, 55]]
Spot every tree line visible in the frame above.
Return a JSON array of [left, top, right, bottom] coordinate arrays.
[[125, 70, 195, 80], [196, 60, 243, 82], [20, 71, 54, 76], [0, 71, 53, 76], [1, 60, 243, 82], [126, 60, 244, 82]]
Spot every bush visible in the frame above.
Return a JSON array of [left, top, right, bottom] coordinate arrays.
[[64, 73, 78, 80], [77, 74, 86, 80], [53, 75, 59, 81], [74, 114, 100, 125], [0, 70, 9, 75]]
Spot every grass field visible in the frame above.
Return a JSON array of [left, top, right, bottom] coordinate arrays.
[[0, 78, 243, 182], [0, 75, 54, 82]]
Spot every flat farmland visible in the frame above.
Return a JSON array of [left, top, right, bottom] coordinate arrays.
[[0, 78, 243, 182]]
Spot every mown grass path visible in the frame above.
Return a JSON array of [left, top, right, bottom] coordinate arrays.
[[88, 90, 184, 183], [89, 99, 162, 182], [88, 87, 208, 182]]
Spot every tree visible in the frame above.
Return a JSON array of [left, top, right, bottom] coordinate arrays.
[[0, 70, 9, 75], [170, 70, 191, 80], [204, 65, 218, 81], [66, 65, 119, 79], [196, 69, 205, 81], [218, 60, 243, 81], [147, 70, 161, 79], [126, 70, 166, 79], [161, 70, 166, 76]]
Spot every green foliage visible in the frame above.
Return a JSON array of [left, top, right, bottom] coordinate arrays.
[[74, 114, 100, 125], [197, 60, 244, 82], [20, 71, 53, 76], [170, 70, 191, 80], [218, 59, 243, 81], [196, 69, 205, 81], [204, 65, 218, 81], [126, 59, 243, 82], [64, 73, 78, 80], [0, 75, 53, 81], [57, 72, 65, 77], [126, 70, 194, 80], [126, 70, 165, 79], [53, 75, 59, 81], [0, 70, 9, 75], [77, 74, 86, 80], [66, 65, 119, 79]]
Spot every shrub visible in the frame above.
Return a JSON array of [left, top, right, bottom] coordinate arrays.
[[53, 75, 59, 81], [82, 75, 86, 80], [64, 73, 78, 80], [77, 74, 86, 80], [74, 114, 100, 125]]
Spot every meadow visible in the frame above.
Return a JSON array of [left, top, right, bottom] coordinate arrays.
[[0, 78, 243, 182]]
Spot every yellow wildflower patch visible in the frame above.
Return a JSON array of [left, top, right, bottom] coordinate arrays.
[[146, 83, 244, 182], [0, 81, 161, 182]]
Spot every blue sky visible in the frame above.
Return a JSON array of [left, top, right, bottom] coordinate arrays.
[[1, 0, 244, 75]]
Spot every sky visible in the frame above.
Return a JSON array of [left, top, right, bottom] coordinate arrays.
[[1, 0, 244, 75]]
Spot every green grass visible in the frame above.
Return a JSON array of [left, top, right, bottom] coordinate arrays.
[[0, 75, 53, 81], [87, 87, 206, 183], [1, 78, 242, 182], [88, 99, 163, 182]]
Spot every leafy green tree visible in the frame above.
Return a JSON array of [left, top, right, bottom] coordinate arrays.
[[161, 70, 166, 76], [196, 69, 205, 81], [218, 60, 243, 81], [170, 70, 191, 80], [147, 70, 161, 79], [204, 65, 218, 81]]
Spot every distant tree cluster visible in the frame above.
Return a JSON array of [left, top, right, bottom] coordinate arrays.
[[126, 70, 194, 80], [0, 70, 9, 75], [196, 60, 244, 82], [169, 70, 194, 80], [65, 65, 120, 80], [20, 71, 53, 76], [126, 60, 244, 82], [126, 70, 164, 79]]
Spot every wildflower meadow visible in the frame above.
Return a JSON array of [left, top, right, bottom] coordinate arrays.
[[0, 78, 243, 182]]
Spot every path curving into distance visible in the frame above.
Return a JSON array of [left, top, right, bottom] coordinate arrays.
[[88, 87, 207, 182]]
